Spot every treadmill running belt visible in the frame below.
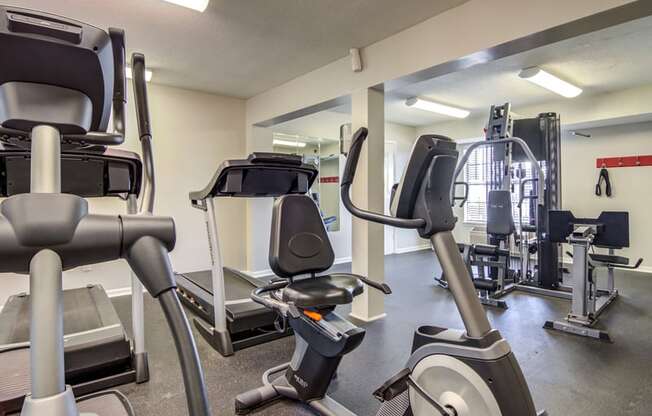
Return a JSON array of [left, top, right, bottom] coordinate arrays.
[[0, 348, 29, 416], [181, 269, 262, 301], [0, 287, 105, 343]]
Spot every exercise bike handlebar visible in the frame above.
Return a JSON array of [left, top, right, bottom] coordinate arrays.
[[341, 127, 426, 229]]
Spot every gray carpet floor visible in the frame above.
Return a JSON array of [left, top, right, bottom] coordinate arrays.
[[111, 250, 652, 415]]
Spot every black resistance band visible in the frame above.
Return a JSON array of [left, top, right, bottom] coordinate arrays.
[[595, 168, 612, 197]]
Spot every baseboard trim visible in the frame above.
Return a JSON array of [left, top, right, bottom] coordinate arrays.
[[334, 256, 352, 265], [246, 268, 273, 278], [246, 256, 353, 278], [349, 312, 387, 323], [394, 244, 430, 254], [106, 286, 134, 298]]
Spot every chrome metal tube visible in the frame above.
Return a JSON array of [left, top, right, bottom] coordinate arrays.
[[139, 136, 155, 214], [206, 198, 228, 333], [431, 231, 492, 338], [29, 249, 65, 399], [30, 125, 61, 193], [128, 195, 146, 358]]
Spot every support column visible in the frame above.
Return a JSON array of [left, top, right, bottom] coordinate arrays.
[[350, 87, 385, 322], [246, 126, 274, 273]]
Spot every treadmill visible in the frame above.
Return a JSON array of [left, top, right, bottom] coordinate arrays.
[[175, 153, 318, 356], [0, 51, 149, 416]]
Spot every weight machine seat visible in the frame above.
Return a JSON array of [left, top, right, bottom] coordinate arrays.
[[486, 190, 516, 236], [521, 224, 537, 233], [472, 279, 499, 291], [589, 253, 629, 265], [472, 243, 510, 257], [281, 274, 364, 308]]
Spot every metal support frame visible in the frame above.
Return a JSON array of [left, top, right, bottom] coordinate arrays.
[[431, 231, 492, 338], [544, 233, 618, 342], [191, 197, 234, 356], [128, 194, 149, 383], [21, 125, 82, 416]]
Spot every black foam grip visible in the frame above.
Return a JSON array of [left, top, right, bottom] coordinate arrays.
[[341, 127, 368, 186], [109, 28, 126, 137], [131, 53, 152, 139]]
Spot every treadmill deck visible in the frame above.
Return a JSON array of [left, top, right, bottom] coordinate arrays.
[[0, 286, 136, 415], [176, 268, 280, 334]]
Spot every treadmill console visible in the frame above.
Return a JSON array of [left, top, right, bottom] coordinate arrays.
[[190, 152, 319, 202]]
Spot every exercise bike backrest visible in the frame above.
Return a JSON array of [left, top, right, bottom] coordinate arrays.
[[341, 127, 458, 237]]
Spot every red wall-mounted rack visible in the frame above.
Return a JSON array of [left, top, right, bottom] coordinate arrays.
[[596, 155, 652, 168]]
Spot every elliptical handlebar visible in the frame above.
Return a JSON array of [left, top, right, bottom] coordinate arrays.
[[341, 127, 425, 229], [131, 53, 152, 141], [131, 53, 155, 214], [109, 29, 126, 138]]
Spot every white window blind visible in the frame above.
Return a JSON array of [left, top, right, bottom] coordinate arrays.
[[461, 144, 542, 226]]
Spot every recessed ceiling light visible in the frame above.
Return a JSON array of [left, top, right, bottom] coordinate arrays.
[[405, 97, 470, 119], [519, 67, 582, 98], [125, 67, 153, 82], [273, 139, 306, 148], [162, 0, 210, 12]]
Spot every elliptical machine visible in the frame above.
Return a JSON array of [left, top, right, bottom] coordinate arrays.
[[0, 6, 211, 416], [235, 128, 545, 415]]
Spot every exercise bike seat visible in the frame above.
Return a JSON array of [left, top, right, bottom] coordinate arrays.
[[282, 273, 364, 308]]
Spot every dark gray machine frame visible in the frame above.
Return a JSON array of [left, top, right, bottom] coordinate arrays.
[[448, 104, 571, 308], [0, 6, 210, 415]]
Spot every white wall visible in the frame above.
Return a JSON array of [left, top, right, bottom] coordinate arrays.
[[0, 83, 246, 306], [561, 122, 652, 264], [386, 123, 427, 252]]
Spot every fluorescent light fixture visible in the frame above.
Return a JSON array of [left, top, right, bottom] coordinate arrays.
[[519, 67, 582, 98], [125, 67, 153, 82], [162, 0, 210, 12], [273, 139, 306, 148], [405, 97, 470, 119]]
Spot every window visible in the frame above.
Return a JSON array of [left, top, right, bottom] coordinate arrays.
[[462, 145, 491, 224], [460, 143, 541, 227]]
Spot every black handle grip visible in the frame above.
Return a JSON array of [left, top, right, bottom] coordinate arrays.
[[358, 275, 392, 295], [341, 127, 368, 186], [131, 53, 152, 140], [109, 28, 126, 137]]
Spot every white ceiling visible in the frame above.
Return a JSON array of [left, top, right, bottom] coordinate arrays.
[[11, 0, 468, 98], [385, 15, 652, 126]]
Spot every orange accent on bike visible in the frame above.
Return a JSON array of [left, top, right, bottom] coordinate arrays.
[[303, 310, 322, 321]]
